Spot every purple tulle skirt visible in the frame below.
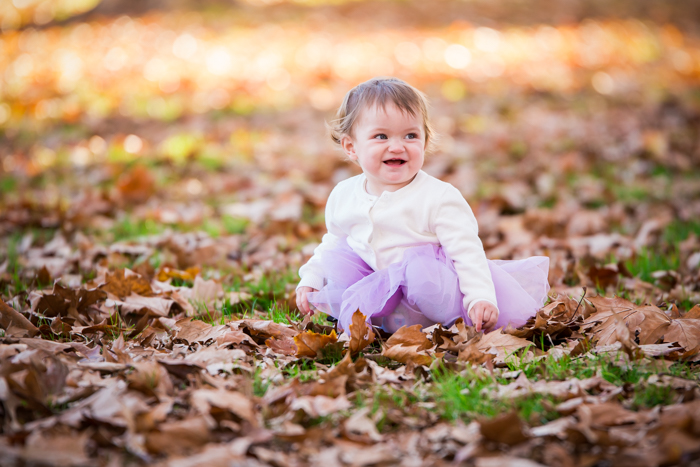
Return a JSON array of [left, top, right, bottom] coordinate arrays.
[[307, 240, 550, 334]]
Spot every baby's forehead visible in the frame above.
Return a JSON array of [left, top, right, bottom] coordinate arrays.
[[355, 100, 421, 124]]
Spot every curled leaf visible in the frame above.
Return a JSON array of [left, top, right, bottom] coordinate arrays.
[[294, 329, 338, 358], [381, 325, 434, 366], [348, 310, 375, 356]]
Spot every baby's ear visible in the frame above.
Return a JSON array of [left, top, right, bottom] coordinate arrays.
[[341, 135, 357, 160]]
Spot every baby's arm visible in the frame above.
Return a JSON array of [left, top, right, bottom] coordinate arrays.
[[433, 185, 499, 330], [296, 186, 344, 315], [296, 231, 341, 315]]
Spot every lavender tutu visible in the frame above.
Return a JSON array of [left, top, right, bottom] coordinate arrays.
[[307, 239, 550, 334]]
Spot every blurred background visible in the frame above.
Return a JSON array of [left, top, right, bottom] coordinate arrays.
[[1, 0, 699, 308]]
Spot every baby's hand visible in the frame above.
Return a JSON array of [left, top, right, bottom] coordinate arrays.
[[295, 286, 318, 315], [468, 301, 499, 332]]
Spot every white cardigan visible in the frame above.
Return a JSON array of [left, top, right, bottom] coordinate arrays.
[[298, 170, 498, 313]]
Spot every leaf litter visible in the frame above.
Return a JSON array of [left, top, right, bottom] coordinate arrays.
[[2, 1, 700, 466]]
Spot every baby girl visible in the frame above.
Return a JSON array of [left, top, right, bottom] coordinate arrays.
[[296, 77, 549, 334]]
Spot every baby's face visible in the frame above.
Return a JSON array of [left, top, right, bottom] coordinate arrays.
[[342, 102, 425, 196]]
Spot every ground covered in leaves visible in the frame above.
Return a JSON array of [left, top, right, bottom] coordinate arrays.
[[2, 0, 700, 465]]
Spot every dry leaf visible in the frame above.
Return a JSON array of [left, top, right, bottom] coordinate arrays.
[[348, 310, 375, 356], [381, 324, 434, 365], [294, 329, 338, 358], [1, 300, 39, 337]]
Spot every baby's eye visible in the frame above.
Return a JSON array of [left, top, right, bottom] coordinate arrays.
[[374, 134, 387, 140], [406, 133, 418, 139]]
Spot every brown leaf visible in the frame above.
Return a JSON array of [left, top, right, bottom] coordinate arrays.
[[234, 319, 299, 340], [651, 318, 700, 354], [21, 430, 91, 466], [289, 394, 352, 417], [190, 275, 224, 310], [217, 328, 259, 348], [476, 328, 534, 363], [294, 329, 338, 358], [156, 266, 201, 282], [344, 407, 383, 443], [457, 334, 494, 365], [348, 310, 375, 356], [145, 416, 211, 455], [127, 362, 174, 399], [175, 318, 230, 345], [190, 388, 258, 426], [266, 337, 298, 355], [35, 265, 52, 285], [115, 293, 176, 316], [381, 325, 434, 366], [385, 325, 433, 351], [0, 300, 39, 337], [116, 164, 155, 204], [479, 411, 529, 445], [101, 268, 154, 299], [583, 296, 670, 345], [431, 324, 460, 352], [382, 344, 433, 366], [681, 305, 700, 320]]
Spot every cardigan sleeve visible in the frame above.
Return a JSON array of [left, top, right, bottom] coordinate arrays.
[[297, 186, 345, 291], [433, 185, 498, 313]]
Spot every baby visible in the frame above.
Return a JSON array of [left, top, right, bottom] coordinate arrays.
[[296, 77, 549, 334]]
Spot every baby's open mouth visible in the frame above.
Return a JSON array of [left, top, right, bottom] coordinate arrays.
[[383, 159, 406, 166]]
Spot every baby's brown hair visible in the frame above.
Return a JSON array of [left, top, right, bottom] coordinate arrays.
[[329, 77, 434, 152]]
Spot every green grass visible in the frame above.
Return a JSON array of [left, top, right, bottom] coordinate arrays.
[[253, 365, 272, 397], [222, 216, 248, 235], [0, 176, 17, 194], [394, 352, 700, 427], [630, 383, 676, 410], [625, 246, 680, 283], [110, 217, 165, 241], [664, 219, 700, 244], [282, 359, 319, 382]]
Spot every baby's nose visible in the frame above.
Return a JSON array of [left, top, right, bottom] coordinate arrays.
[[388, 139, 405, 152]]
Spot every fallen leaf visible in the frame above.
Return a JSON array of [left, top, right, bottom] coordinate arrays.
[[476, 328, 534, 363], [479, 411, 530, 445], [0, 300, 39, 337], [344, 407, 383, 442], [145, 416, 212, 455], [348, 310, 375, 356], [582, 296, 670, 346], [191, 275, 224, 310], [294, 329, 338, 358], [289, 395, 352, 417], [101, 268, 154, 299], [156, 266, 201, 282], [381, 325, 434, 366], [385, 325, 433, 350], [116, 164, 155, 204], [681, 305, 700, 320], [190, 388, 258, 426], [266, 337, 298, 355], [175, 318, 230, 345]]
